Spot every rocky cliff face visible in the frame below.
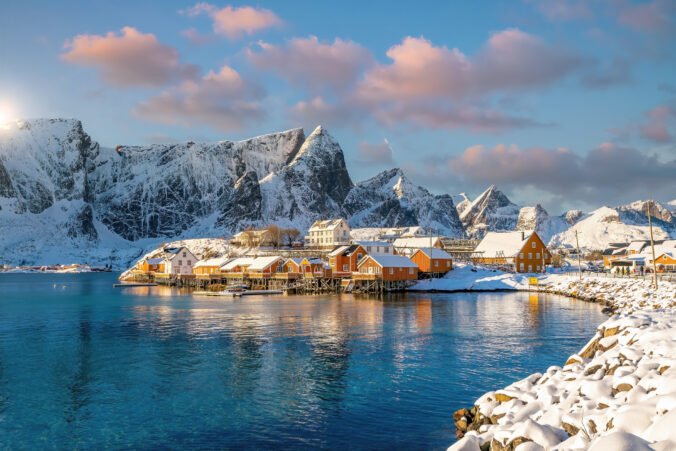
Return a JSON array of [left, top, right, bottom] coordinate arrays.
[[459, 185, 521, 238], [343, 168, 466, 237]]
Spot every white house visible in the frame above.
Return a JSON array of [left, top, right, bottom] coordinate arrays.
[[160, 246, 197, 275], [305, 218, 350, 249], [355, 241, 394, 255]]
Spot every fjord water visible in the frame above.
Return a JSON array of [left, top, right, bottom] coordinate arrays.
[[0, 273, 605, 449]]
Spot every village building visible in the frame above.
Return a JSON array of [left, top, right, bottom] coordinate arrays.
[[305, 219, 350, 249], [392, 236, 443, 257], [246, 256, 285, 276], [193, 256, 232, 277], [355, 241, 394, 255], [650, 253, 676, 273], [156, 247, 197, 275], [328, 244, 366, 276], [472, 231, 551, 273], [378, 226, 426, 241], [410, 247, 453, 274], [220, 257, 256, 275], [136, 257, 164, 273], [355, 255, 419, 281], [230, 229, 275, 248]]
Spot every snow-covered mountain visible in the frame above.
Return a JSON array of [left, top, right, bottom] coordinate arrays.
[[343, 168, 466, 237], [1, 118, 674, 266], [0, 119, 466, 266], [459, 185, 521, 238]]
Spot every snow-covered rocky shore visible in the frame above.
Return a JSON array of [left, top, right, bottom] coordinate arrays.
[[438, 271, 676, 450]]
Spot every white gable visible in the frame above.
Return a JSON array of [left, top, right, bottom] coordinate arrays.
[[474, 231, 534, 258]]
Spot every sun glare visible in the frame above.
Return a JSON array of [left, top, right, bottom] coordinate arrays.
[[0, 104, 15, 129]]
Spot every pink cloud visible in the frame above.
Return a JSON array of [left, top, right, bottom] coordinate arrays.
[[61, 27, 198, 87], [290, 97, 361, 128], [443, 141, 676, 203], [248, 36, 373, 93], [356, 30, 584, 104], [182, 3, 281, 40], [180, 28, 215, 45], [615, 0, 675, 33], [132, 65, 265, 131], [639, 105, 675, 142]]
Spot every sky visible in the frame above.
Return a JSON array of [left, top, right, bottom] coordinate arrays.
[[1, 0, 675, 214]]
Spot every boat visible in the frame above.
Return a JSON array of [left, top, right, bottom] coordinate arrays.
[[193, 285, 283, 297]]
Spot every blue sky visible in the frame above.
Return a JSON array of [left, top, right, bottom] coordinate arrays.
[[1, 0, 675, 213]]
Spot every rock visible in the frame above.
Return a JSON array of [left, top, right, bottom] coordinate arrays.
[[613, 383, 633, 394], [495, 393, 514, 403], [562, 422, 579, 436], [658, 365, 670, 375]]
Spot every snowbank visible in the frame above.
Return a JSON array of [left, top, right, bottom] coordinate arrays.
[[448, 273, 676, 450], [410, 262, 531, 291]]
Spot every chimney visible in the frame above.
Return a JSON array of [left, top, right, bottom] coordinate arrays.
[[521, 231, 525, 241]]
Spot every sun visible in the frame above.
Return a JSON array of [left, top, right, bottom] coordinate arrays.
[[0, 104, 15, 125]]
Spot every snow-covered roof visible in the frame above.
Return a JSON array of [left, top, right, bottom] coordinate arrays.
[[194, 256, 231, 268], [474, 231, 534, 258], [328, 245, 350, 257], [286, 257, 304, 266], [627, 241, 648, 253], [221, 257, 256, 271], [413, 247, 452, 259], [359, 255, 418, 268], [308, 218, 348, 232], [145, 257, 164, 264], [393, 237, 441, 248], [247, 256, 283, 271]]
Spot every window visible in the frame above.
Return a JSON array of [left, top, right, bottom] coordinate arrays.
[[367, 246, 372, 252], [528, 253, 532, 259], [375, 267, 379, 274], [446, 261, 450, 267], [409, 268, 414, 274], [357, 253, 363, 261], [532, 242, 536, 248], [544, 253, 548, 259], [520, 253, 524, 259], [528, 265, 532, 272], [520, 263, 524, 271], [536, 253, 540, 259], [178, 260, 182, 265], [434, 261, 438, 267], [343, 264, 348, 271], [187, 260, 192, 266], [389, 268, 394, 275], [537, 265, 541, 271], [369, 267, 373, 274], [183, 252, 187, 257]]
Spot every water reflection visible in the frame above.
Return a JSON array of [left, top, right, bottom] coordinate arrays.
[[0, 274, 607, 450]]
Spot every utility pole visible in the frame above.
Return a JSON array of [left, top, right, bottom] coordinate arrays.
[[575, 230, 582, 281], [647, 200, 658, 290]]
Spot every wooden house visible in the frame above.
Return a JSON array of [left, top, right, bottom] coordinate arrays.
[[220, 257, 256, 275], [193, 256, 232, 277], [472, 231, 551, 273], [393, 236, 443, 256], [410, 247, 453, 273], [305, 218, 350, 249], [649, 252, 676, 273], [158, 246, 197, 275], [355, 255, 419, 281], [328, 244, 367, 276], [246, 256, 285, 276]]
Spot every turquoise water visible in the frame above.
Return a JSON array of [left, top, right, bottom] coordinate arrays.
[[0, 273, 605, 449]]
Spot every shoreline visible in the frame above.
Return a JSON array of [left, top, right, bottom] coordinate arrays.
[[447, 274, 675, 450]]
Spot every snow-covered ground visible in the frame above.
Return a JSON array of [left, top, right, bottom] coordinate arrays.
[[438, 269, 676, 450]]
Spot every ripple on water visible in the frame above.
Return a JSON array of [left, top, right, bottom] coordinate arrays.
[[0, 274, 607, 450]]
